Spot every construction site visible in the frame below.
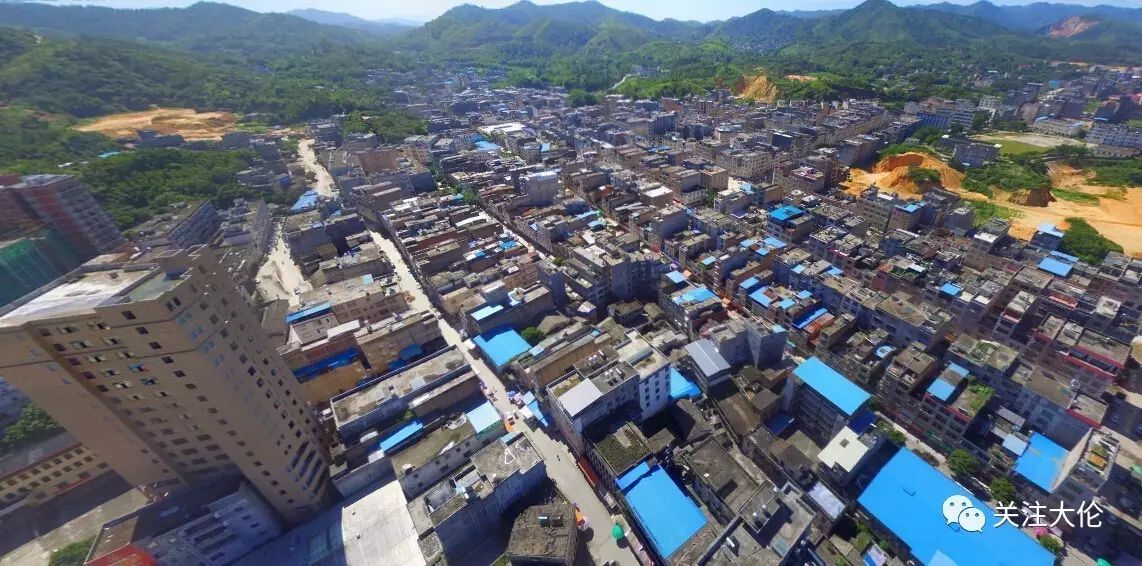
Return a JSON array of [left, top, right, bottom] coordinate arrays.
[[842, 151, 1142, 255], [75, 107, 239, 141]]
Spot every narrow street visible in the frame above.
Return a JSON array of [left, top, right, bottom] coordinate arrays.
[[255, 223, 310, 306], [271, 143, 636, 565], [297, 138, 335, 198], [367, 233, 636, 566]]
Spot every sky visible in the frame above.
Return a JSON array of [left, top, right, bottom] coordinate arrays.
[[35, 0, 1142, 23]]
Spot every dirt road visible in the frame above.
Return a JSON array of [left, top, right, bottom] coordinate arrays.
[[297, 139, 335, 198]]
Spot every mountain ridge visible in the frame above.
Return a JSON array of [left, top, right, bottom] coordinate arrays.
[[285, 8, 418, 35]]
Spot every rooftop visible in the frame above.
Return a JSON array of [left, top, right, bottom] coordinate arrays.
[[817, 427, 869, 474], [595, 423, 652, 475], [91, 478, 247, 562], [391, 414, 477, 475], [618, 463, 709, 560], [686, 339, 731, 378], [0, 266, 165, 326], [506, 500, 576, 561], [1014, 432, 1068, 493], [238, 479, 424, 566], [331, 347, 469, 429], [858, 449, 1053, 566], [793, 357, 870, 417], [473, 326, 532, 370]]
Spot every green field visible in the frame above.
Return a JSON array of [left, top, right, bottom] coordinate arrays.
[[985, 139, 1047, 156], [1051, 188, 1101, 205]]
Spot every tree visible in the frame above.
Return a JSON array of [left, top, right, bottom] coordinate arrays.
[[875, 422, 906, 446], [567, 89, 599, 108], [49, 537, 95, 566], [1060, 218, 1124, 264], [3, 404, 63, 450], [1038, 535, 1063, 556], [947, 449, 980, 478], [907, 166, 942, 184], [989, 477, 1016, 503], [970, 111, 991, 132], [520, 327, 546, 345]]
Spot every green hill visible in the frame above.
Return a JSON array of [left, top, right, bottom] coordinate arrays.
[[0, 27, 395, 123], [0, 1, 386, 60]]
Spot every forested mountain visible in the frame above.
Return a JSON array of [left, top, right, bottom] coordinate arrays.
[[0, 1, 384, 59], [0, 26, 403, 123], [399, 0, 1139, 65], [921, 1, 1142, 31], [805, 0, 1018, 46], [286, 9, 416, 36], [0, 0, 1137, 121]]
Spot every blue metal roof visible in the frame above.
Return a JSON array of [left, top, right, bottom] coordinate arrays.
[[793, 357, 870, 416], [473, 327, 531, 370], [466, 401, 502, 434], [471, 303, 505, 321], [675, 286, 715, 305], [669, 367, 700, 400], [940, 283, 962, 296], [701, 255, 716, 266], [926, 378, 956, 402], [290, 189, 319, 213], [770, 205, 805, 222], [1002, 434, 1029, 456], [794, 307, 829, 330], [665, 270, 687, 284], [285, 301, 332, 324], [858, 449, 1053, 566], [1038, 257, 1074, 277], [947, 362, 969, 377], [763, 236, 787, 249], [1014, 433, 1067, 493], [740, 277, 761, 292], [293, 348, 359, 381], [765, 411, 794, 435], [749, 286, 774, 307], [378, 419, 424, 452], [1037, 223, 1064, 238]]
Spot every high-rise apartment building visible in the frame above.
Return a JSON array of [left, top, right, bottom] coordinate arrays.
[[0, 247, 333, 523], [1, 175, 126, 258]]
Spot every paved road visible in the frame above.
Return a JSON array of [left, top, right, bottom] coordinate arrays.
[[368, 229, 636, 566]]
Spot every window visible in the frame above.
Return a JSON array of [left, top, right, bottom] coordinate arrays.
[[161, 356, 174, 364], [123, 311, 136, 320], [174, 371, 186, 378], [135, 327, 149, 335], [141, 378, 157, 386], [129, 364, 148, 373], [148, 342, 162, 350]]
